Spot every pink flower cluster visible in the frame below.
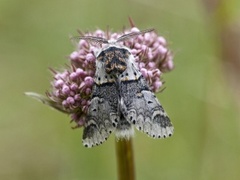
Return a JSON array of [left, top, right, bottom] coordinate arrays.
[[122, 27, 174, 91], [46, 25, 174, 128]]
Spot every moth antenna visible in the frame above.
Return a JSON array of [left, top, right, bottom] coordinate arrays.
[[116, 28, 154, 43], [70, 36, 109, 45]]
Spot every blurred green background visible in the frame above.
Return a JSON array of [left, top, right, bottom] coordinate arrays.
[[1, 0, 240, 179]]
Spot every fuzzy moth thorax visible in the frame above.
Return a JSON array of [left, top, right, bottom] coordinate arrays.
[[97, 46, 131, 74]]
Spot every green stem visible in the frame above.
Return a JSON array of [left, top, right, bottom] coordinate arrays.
[[115, 138, 135, 180]]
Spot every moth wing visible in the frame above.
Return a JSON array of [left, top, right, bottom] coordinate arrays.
[[119, 55, 173, 138], [82, 94, 118, 148], [120, 77, 173, 138], [82, 62, 119, 148]]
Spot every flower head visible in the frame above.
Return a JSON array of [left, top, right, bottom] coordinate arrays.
[[27, 21, 174, 129]]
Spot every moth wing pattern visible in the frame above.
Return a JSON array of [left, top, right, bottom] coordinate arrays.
[[82, 61, 119, 148], [119, 54, 174, 138]]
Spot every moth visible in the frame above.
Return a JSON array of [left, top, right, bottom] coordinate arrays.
[[80, 29, 173, 147]]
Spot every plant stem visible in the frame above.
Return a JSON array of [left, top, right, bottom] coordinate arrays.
[[115, 138, 135, 180]]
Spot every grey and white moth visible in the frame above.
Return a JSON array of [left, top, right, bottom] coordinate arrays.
[[80, 29, 174, 148]]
